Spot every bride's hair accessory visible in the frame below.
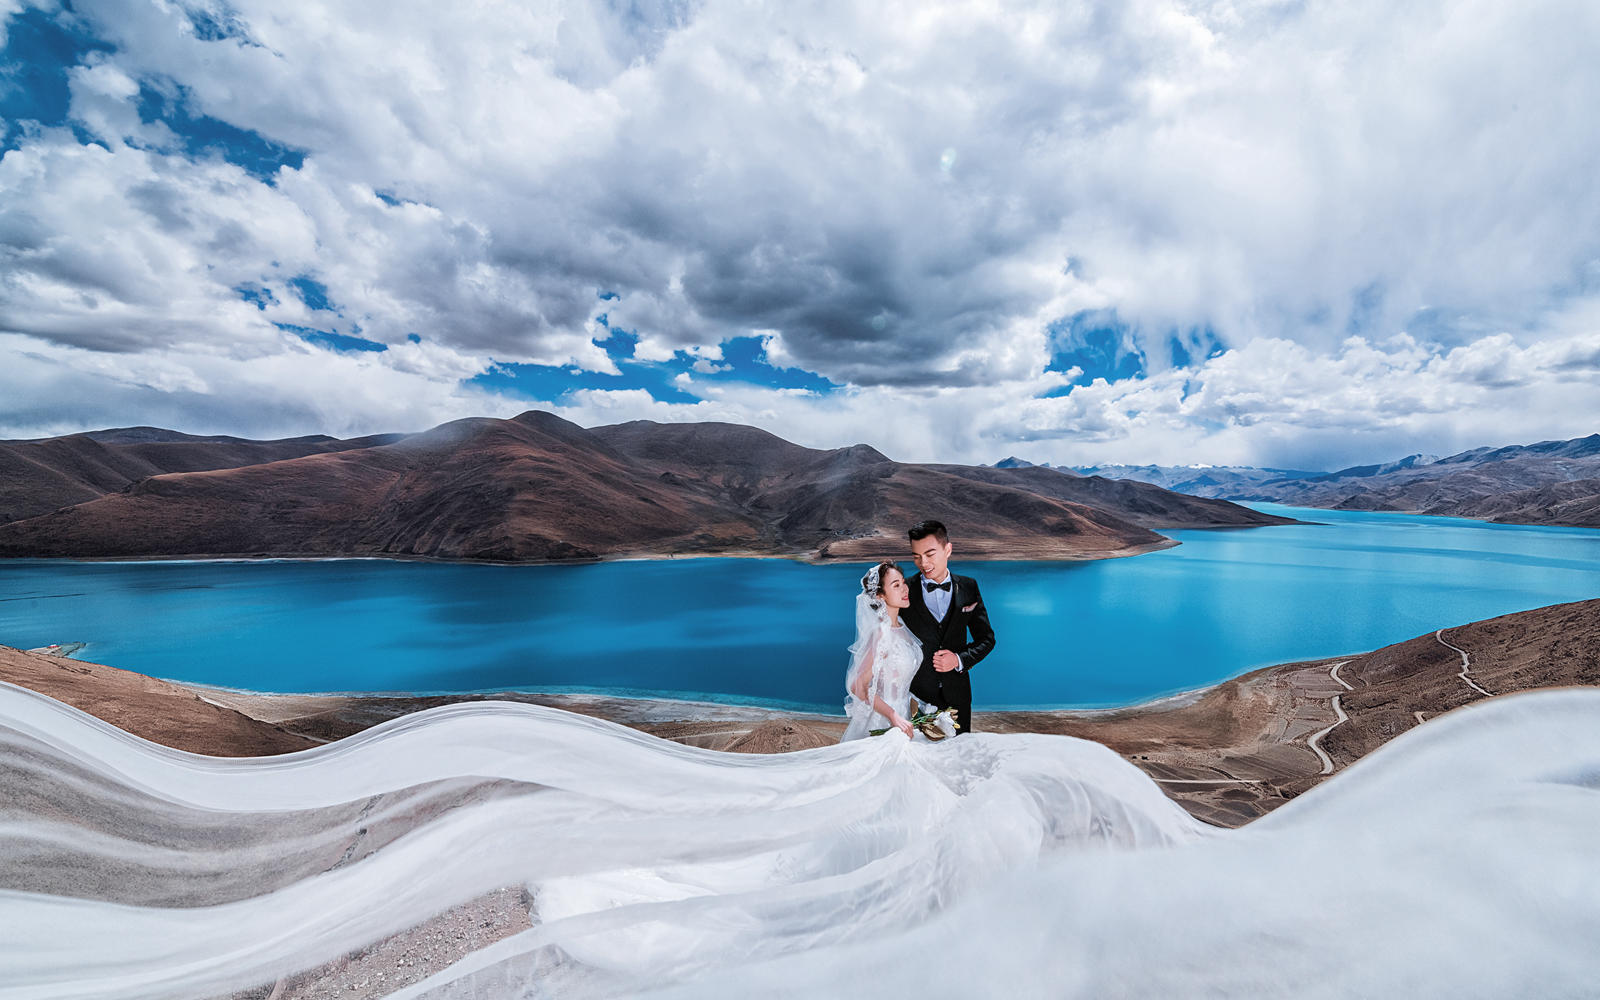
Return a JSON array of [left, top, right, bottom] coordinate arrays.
[[861, 564, 882, 607], [860, 560, 899, 611]]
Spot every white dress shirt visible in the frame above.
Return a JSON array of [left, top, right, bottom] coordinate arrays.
[[921, 568, 964, 672], [922, 569, 954, 621]]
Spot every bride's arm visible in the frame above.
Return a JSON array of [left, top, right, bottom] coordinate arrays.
[[873, 691, 913, 738], [849, 661, 871, 701], [863, 640, 912, 737], [848, 637, 913, 738], [848, 628, 877, 701]]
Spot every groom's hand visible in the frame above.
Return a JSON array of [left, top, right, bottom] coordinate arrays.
[[933, 650, 961, 672]]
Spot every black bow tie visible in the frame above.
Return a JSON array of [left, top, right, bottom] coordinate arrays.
[[924, 579, 951, 592]]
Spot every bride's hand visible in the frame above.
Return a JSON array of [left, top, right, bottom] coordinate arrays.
[[892, 714, 914, 739]]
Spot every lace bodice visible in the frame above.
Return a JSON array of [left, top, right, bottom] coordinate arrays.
[[841, 619, 922, 740]]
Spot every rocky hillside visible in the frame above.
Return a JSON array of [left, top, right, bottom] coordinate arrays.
[[0, 427, 403, 525], [1274, 434, 1600, 526], [1040, 434, 1600, 528], [0, 412, 1291, 563]]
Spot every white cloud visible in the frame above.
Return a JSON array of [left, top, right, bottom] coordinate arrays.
[[0, 0, 1597, 468], [543, 316, 1600, 472], [0, 0, 28, 49], [0, 332, 525, 441], [0, 134, 312, 354]]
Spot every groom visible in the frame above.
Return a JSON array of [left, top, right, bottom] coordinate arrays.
[[903, 520, 995, 736]]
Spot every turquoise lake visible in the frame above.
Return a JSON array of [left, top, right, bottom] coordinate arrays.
[[1, 505, 1598, 711]]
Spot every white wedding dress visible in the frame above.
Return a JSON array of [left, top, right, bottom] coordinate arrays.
[[840, 614, 923, 741], [0, 678, 1207, 999], [6, 649, 1600, 996]]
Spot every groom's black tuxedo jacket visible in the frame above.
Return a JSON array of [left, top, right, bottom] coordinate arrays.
[[903, 571, 996, 722]]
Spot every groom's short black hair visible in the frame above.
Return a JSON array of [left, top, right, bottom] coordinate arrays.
[[908, 520, 949, 544]]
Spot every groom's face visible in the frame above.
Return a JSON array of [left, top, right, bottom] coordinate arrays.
[[910, 536, 952, 580]]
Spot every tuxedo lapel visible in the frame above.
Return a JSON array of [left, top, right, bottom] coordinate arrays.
[[908, 572, 943, 649], [906, 572, 932, 635]]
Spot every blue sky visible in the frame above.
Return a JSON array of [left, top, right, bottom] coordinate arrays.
[[469, 325, 838, 405], [1, 0, 1597, 470], [1, 5, 301, 175]]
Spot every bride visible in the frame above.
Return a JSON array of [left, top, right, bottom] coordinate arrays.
[[841, 560, 923, 741]]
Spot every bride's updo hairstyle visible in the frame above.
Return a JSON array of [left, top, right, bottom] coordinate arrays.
[[861, 560, 901, 611]]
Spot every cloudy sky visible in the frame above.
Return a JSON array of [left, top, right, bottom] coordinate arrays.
[[1, 0, 1597, 471]]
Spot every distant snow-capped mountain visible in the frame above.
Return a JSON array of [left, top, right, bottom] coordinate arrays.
[[1066, 464, 1324, 499]]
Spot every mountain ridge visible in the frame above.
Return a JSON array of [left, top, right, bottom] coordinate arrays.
[[0, 412, 1294, 564], [1026, 433, 1600, 527]]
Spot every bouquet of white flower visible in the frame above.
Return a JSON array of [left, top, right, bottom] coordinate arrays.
[[870, 707, 960, 741]]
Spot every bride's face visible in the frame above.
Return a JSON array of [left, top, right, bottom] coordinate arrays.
[[880, 569, 910, 609]]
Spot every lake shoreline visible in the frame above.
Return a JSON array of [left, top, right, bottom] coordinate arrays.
[[173, 672, 1223, 724], [0, 536, 1182, 567], [173, 666, 1226, 715]]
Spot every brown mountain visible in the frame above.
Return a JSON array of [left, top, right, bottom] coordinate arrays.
[[925, 463, 1296, 529], [0, 412, 742, 561], [1259, 434, 1600, 526], [0, 412, 1289, 563], [1065, 434, 1600, 528], [587, 419, 1291, 554], [1427, 477, 1600, 526], [588, 421, 1153, 559], [0, 427, 405, 525]]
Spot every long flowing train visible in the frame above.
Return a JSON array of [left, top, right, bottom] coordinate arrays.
[[2, 680, 1598, 998]]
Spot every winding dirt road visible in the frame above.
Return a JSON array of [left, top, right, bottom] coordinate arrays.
[[1306, 660, 1352, 775], [1437, 629, 1493, 697]]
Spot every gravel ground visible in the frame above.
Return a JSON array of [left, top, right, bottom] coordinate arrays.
[[220, 886, 534, 1000]]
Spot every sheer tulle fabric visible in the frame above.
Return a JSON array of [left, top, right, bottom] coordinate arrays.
[[841, 592, 923, 741], [4, 681, 1600, 998]]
